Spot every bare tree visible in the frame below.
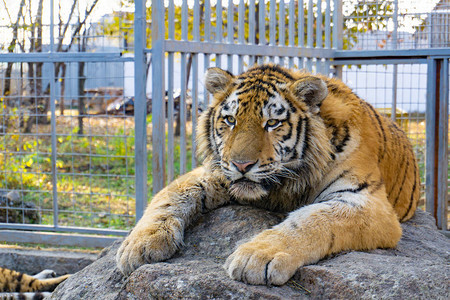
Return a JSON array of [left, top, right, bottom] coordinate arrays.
[[2, 0, 26, 98]]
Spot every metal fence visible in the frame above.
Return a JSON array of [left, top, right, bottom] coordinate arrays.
[[0, 0, 448, 247]]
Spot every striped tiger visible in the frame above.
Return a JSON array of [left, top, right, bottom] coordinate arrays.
[[116, 64, 420, 285], [0, 267, 69, 299]]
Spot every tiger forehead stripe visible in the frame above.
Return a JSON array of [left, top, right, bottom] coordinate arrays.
[[235, 79, 277, 98], [241, 64, 295, 81], [221, 92, 239, 115], [263, 94, 289, 119]]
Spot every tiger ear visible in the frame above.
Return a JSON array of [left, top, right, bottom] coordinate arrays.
[[290, 76, 328, 111], [205, 67, 235, 95]]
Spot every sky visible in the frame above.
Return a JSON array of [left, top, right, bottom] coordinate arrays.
[[0, 0, 122, 26]]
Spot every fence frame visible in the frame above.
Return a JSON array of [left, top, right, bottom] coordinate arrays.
[[0, 0, 448, 247]]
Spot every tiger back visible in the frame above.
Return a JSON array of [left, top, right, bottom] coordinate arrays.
[[0, 267, 69, 299]]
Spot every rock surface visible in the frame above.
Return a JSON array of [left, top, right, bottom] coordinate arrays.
[[50, 206, 449, 299]]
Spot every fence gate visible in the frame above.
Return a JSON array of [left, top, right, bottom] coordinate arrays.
[[0, 0, 448, 247]]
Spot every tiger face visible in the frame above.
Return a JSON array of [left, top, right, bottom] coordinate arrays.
[[200, 65, 330, 201]]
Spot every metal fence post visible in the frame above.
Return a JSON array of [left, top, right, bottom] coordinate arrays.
[[391, 0, 398, 122], [333, 0, 343, 78], [151, 0, 166, 194], [134, 0, 148, 221], [49, 0, 59, 228], [426, 58, 449, 230]]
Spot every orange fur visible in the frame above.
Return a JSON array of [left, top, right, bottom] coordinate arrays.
[[117, 64, 420, 285]]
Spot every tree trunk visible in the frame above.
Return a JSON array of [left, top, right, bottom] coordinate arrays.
[[60, 63, 67, 116], [2, 0, 25, 98]]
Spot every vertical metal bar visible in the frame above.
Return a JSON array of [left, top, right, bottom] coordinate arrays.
[[333, 0, 343, 78], [316, 0, 322, 49], [238, 0, 245, 73], [279, 0, 285, 65], [258, 0, 266, 64], [426, 58, 438, 226], [306, 0, 314, 71], [192, 0, 200, 169], [437, 59, 449, 229], [269, 0, 276, 63], [288, 0, 295, 68], [227, 0, 233, 72], [180, 0, 188, 174], [299, 0, 304, 47], [391, 0, 398, 122], [167, 0, 175, 182], [307, 0, 313, 48], [216, 0, 223, 68], [151, 0, 165, 195], [50, 0, 58, 227], [249, 0, 255, 66], [325, 0, 331, 48], [204, 0, 211, 107], [134, 0, 148, 219]]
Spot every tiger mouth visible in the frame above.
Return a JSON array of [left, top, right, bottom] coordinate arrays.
[[229, 178, 269, 200], [231, 177, 256, 185]]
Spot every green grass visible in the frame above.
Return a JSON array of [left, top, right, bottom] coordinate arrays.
[[0, 109, 438, 230], [1, 112, 193, 231]]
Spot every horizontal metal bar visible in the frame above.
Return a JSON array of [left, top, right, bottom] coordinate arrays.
[[332, 58, 429, 65], [0, 230, 119, 248], [0, 223, 128, 236], [441, 230, 450, 238], [334, 49, 450, 59], [155, 41, 336, 59], [0, 52, 133, 63]]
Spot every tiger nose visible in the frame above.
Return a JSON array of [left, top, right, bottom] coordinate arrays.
[[231, 160, 258, 174]]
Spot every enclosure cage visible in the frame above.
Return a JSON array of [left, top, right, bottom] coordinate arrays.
[[0, 0, 448, 247]]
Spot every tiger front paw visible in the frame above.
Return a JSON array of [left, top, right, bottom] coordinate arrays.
[[224, 234, 299, 285], [116, 221, 183, 276]]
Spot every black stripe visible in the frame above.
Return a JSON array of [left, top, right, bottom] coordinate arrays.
[[316, 169, 351, 201], [329, 232, 335, 253], [248, 64, 295, 80], [364, 102, 387, 161], [393, 159, 410, 207], [387, 143, 407, 197], [400, 163, 418, 222], [197, 183, 207, 213], [334, 125, 350, 154], [282, 120, 293, 141], [28, 278, 36, 288], [15, 272, 24, 292], [370, 180, 384, 194], [326, 182, 369, 198], [299, 118, 308, 159]]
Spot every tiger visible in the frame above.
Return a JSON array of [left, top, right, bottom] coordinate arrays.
[[116, 64, 420, 286], [0, 267, 69, 299]]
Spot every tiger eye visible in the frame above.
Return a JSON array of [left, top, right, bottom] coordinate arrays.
[[225, 116, 235, 125], [267, 119, 279, 127]]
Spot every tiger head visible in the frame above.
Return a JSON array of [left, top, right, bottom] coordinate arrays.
[[198, 64, 333, 201]]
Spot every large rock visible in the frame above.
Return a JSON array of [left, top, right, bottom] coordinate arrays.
[[0, 190, 41, 224], [50, 206, 449, 299]]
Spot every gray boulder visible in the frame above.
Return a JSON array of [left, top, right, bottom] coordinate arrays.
[[0, 190, 41, 224], [50, 206, 449, 299]]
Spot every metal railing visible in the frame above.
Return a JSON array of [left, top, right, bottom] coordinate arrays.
[[0, 0, 448, 247]]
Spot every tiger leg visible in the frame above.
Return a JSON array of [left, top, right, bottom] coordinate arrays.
[[31, 275, 70, 292], [224, 188, 401, 285], [116, 167, 229, 275]]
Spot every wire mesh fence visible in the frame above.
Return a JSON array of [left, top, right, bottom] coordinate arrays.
[[0, 0, 448, 246]]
